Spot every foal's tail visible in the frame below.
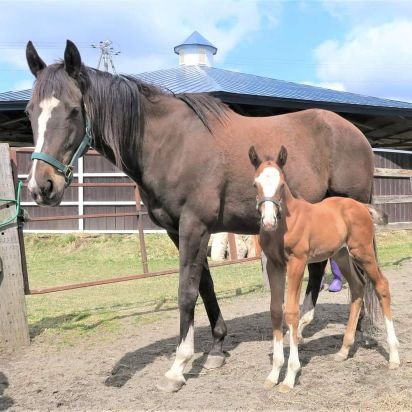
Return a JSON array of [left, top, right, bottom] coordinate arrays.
[[363, 199, 386, 327]]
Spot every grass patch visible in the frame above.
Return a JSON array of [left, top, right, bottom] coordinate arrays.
[[24, 230, 412, 345]]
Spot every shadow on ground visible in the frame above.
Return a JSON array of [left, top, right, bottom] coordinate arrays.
[[0, 372, 13, 411], [105, 302, 388, 388], [29, 285, 263, 339]]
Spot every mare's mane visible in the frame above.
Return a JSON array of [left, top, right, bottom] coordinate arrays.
[[29, 62, 229, 167]]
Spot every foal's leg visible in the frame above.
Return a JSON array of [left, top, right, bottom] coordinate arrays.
[[298, 261, 327, 340], [158, 221, 211, 392], [167, 232, 227, 370], [351, 245, 400, 369], [264, 258, 286, 389], [332, 249, 364, 361], [279, 257, 306, 393]]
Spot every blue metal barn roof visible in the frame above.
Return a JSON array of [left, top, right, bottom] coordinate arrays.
[[2, 65, 412, 112]]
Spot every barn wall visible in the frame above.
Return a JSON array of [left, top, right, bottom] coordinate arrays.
[[14, 148, 412, 233], [373, 150, 412, 223]]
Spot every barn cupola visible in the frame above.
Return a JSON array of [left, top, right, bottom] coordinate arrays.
[[174, 31, 217, 66]]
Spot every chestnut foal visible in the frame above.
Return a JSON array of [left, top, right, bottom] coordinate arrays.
[[249, 145, 400, 392]]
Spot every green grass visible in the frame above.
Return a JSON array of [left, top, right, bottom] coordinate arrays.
[[23, 230, 412, 345]]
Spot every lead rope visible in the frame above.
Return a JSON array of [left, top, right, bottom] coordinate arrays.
[[0, 180, 23, 230]]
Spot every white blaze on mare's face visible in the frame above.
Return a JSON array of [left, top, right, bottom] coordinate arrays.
[[255, 166, 280, 228], [28, 96, 61, 191]]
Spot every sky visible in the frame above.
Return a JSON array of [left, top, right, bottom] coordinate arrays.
[[1, 0, 412, 102]]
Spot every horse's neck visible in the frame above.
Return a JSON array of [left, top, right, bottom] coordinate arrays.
[[283, 183, 301, 213], [85, 78, 186, 184]]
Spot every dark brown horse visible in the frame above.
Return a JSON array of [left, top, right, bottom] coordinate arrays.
[[250, 145, 399, 392], [25, 40, 374, 392]]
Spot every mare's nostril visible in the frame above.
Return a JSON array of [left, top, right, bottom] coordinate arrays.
[[40, 179, 53, 197], [47, 179, 53, 194]]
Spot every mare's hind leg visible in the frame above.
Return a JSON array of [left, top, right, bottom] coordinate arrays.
[[279, 257, 306, 393], [299, 261, 327, 340], [332, 248, 364, 361], [264, 258, 286, 389], [167, 232, 227, 370], [350, 245, 400, 369]]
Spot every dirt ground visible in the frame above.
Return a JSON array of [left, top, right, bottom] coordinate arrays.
[[1, 262, 411, 411]]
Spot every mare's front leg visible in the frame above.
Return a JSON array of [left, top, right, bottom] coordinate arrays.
[[157, 218, 210, 392], [279, 257, 306, 393], [299, 261, 327, 340], [167, 232, 227, 370], [264, 258, 286, 389]]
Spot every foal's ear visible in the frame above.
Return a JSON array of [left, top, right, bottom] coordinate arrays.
[[277, 145, 288, 168], [248, 146, 262, 169], [26, 41, 47, 78], [64, 40, 82, 79]]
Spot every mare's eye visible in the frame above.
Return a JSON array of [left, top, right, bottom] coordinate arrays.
[[69, 107, 80, 118]]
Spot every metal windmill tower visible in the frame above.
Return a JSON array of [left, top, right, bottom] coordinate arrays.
[[91, 40, 120, 73]]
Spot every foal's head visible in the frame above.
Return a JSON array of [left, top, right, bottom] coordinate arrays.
[[249, 145, 288, 231]]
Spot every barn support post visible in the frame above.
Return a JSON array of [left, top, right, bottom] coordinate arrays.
[[0, 144, 30, 348], [134, 187, 149, 274]]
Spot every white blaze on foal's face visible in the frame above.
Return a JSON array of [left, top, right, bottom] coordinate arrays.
[[255, 166, 281, 229]]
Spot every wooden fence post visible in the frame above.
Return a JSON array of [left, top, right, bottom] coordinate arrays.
[[0, 144, 30, 348], [134, 187, 149, 274]]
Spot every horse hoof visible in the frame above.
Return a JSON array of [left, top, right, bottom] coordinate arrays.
[[389, 361, 400, 370], [334, 352, 347, 362], [278, 383, 293, 393], [264, 378, 277, 389], [203, 353, 226, 370], [156, 376, 185, 393]]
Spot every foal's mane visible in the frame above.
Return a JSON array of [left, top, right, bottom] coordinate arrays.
[[30, 62, 229, 168]]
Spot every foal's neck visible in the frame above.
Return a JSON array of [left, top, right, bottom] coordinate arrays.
[[282, 181, 301, 212]]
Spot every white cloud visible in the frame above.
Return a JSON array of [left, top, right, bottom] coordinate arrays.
[[321, 0, 412, 25], [313, 20, 412, 101], [0, 0, 281, 76]]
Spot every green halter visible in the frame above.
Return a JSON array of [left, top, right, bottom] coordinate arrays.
[[31, 118, 93, 186]]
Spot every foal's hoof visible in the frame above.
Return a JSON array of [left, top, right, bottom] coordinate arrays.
[[334, 351, 348, 362], [389, 361, 400, 370], [278, 383, 293, 393], [264, 378, 277, 390], [156, 375, 186, 393], [203, 353, 226, 370]]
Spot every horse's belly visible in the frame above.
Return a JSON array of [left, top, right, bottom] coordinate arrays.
[[307, 244, 347, 263]]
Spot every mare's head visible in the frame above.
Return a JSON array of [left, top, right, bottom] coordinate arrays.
[[25, 40, 89, 206], [249, 145, 288, 231]]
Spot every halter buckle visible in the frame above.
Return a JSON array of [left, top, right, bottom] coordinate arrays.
[[64, 166, 74, 184]]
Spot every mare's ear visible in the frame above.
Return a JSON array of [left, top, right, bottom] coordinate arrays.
[[26, 41, 47, 78], [277, 145, 288, 168], [64, 40, 82, 79], [248, 146, 262, 169]]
